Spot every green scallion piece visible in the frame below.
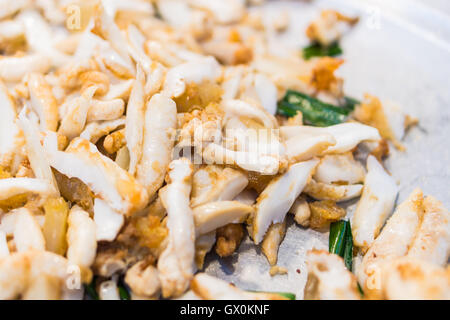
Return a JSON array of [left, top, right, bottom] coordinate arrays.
[[302, 42, 343, 60]]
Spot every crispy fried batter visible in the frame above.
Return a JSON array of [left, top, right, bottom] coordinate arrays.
[[215, 223, 245, 257], [309, 200, 346, 229]]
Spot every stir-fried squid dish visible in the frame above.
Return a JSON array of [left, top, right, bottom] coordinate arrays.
[[0, 0, 448, 300]]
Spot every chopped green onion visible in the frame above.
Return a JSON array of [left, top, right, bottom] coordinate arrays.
[[329, 220, 348, 256], [118, 285, 131, 300], [248, 291, 296, 300], [343, 220, 353, 271], [357, 282, 364, 297], [302, 42, 343, 60], [274, 292, 296, 300], [278, 90, 350, 126], [84, 279, 99, 300], [329, 220, 353, 271], [342, 96, 360, 111]]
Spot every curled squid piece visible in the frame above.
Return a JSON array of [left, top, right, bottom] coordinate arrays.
[[407, 195, 450, 266], [0, 250, 77, 300], [304, 179, 363, 202], [136, 94, 177, 199], [304, 250, 360, 300], [195, 231, 216, 270], [191, 165, 248, 207], [125, 66, 146, 176], [67, 206, 97, 271], [222, 99, 278, 129], [18, 107, 58, 192], [13, 208, 45, 253], [252, 159, 319, 244], [125, 261, 161, 299], [80, 117, 126, 144], [203, 143, 281, 175], [280, 123, 381, 155], [193, 201, 253, 236], [58, 86, 97, 140], [261, 220, 286, 266], [17, 9, 70, 67], [352, 156, 399, 251], [26, 73, 58, 132], [283, 131, 335, 163], [0, 80, 23, 169], [289, 196, 311, 227], [93, 198, 124, 242], [162, 56, 222, 98], [87, 98, 125, 122], [357, 189, 424, 293], [379, 257, 450, 300], [0, 178, 57, 204], [313, 152, 365, 185], [0, 54, 50, 82], [157, 158, 195, 298], [44, 135, 149, 215], [306, 10, 359, 46], [191, 273, 289, 300]]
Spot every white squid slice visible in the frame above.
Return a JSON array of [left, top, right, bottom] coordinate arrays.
[[93, 198, 124, 242], [380, 257, 450, 300], [193, 201, 253, 236], [0, 54, 50, 82], [58, 86, 97, 140], [102, 79, 134, 101], [352, 156, 399, 250], [80, 117, 125, 144], [222, 99, 278, 129], [194, 231, 216, 270], [87, 99, 124, 122], [125, 66, 145, 176], [126, 24, 152, 72], [313, 153, 365, 184], [289, 196, 311, 226], [27, 72, 59, 132], [67, 206, 97, 269], [0, 19, 24, 42], [94, 2, 134, 71], [191, 273, 288, 300], [304, 250, 360, 300], [357, 188, 424, 292], [191, 166, 248, 207], [162, 56, 221, 98], [44, 136, 148, 215], [0, 250, 71, 300], [99, 280, 120, 300], [284, 132, 336, 163], [18, 9, 69, 67], [17, 107, 58, 193], [13, 208, 45, 253], [0, 178, 57, 201], [203, 143, 280, 175], [137, 94, 177, 199], [280, 123, 381, 154], [157, 158, 195, 298], [252, 159, 319, 244], [0, 80, 22, 168], [407, 195, 450, 266], [304, 179, 363, 202]]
